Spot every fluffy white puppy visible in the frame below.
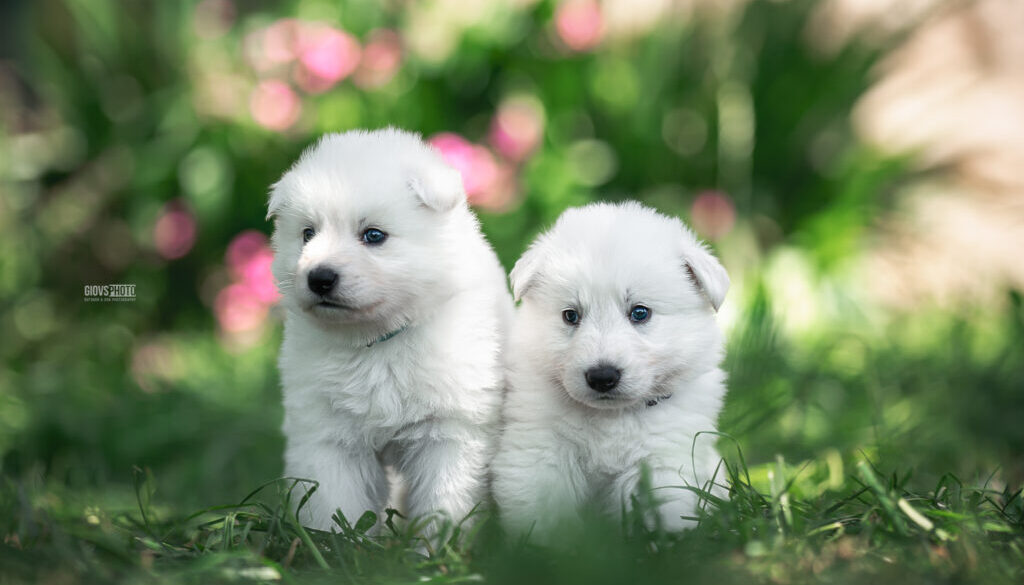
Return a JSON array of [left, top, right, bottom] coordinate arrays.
[[269, 128, 512, 533], [492, 201, 729, 540]]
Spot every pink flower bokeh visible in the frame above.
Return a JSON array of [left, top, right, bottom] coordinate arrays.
[[555, 0, 605, 52], [215, 283, 270, 333], [354, 29, 403, 89], [249, 80, 301, 131], [262, 18, 303, 66], [690, 190, 736, 241], [489, 97, 545, 162], [227, 230, 280, 304], [295, 25, 361, 93], [476, 159, 520, 213], [429, 133, 499, 203], [153, 201, 197, 260], [226, 230, 268, 273], [216, 230, 279, 334]]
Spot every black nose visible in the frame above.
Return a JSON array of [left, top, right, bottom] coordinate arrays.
[[307, 267, 339, 296], [585, 365, 621, 392]]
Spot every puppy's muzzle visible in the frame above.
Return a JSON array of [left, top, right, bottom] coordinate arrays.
[[307, 266, 339, 296], [584, 364, 621, 393]]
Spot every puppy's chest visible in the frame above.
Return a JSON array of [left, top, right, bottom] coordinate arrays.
[[322, 354, 431, 423], [570, 417, 648, 475], [283, 329, 499, 451]]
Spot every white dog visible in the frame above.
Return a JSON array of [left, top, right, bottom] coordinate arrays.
[[492, 201, 729, 540], [268, 129, 512, 533]]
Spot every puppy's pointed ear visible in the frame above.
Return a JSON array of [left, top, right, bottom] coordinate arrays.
[[266, 181, 285, 220], [510, 239, 547, 302], [683, 244, 729, 312], [408, 165, 466, 213]]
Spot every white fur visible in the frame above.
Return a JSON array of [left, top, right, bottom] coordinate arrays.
[[492, 201, 730, 541], [269, 129, 512, 533]]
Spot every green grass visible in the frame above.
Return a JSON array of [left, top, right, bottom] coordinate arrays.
[[2, 450, 1022, 585]]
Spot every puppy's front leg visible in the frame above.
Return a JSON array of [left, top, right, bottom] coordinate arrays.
[[285, 440, 388, 532], [395, 422, 490, 538], [650, 465, 705, 531], [492, 427, 586, 543], [612, 460, 711, 532]]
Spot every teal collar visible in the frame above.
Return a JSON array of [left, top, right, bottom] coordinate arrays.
[[366, 325, 408, 347]]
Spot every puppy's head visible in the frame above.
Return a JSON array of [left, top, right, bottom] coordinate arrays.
[[510, 202, 729, 410], [268, 128, 466, 333]]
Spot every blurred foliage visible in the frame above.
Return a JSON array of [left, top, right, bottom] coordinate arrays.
[[1, 0, 1023, 582]]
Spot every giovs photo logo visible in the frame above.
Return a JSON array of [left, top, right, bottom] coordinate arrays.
[[83, 284, 136, 302]]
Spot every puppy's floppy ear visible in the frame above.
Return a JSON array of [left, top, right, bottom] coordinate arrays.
[[683, 244, 730, 312], [510, 238, 547, 302], [408, 164, 466, 213]]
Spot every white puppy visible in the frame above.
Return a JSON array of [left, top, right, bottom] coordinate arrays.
[[269, 129, 512, 533], [492, 201, 729, 540]]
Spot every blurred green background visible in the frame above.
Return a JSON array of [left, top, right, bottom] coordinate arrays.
[[1, 0, 1022, 579]]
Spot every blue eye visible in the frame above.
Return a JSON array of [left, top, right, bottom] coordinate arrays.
[[562, 309, 580, 325], [629, 305, 651, 323], [362, 228, 388, 245], [302, 227, 315, 243]]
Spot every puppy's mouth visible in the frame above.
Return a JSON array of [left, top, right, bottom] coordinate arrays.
[[313, 299, 355, 310], [306, 298, 384, 315], [590, 392, 629, 406]]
